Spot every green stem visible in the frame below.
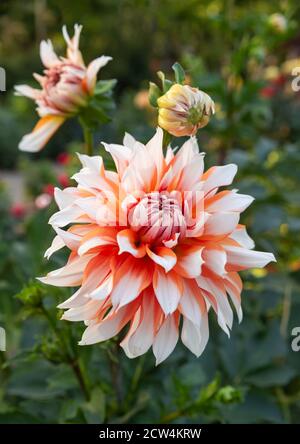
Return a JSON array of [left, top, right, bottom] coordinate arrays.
[[79, 118, 94, 156], [162, 130, 172, 151], [41, 306, 91, 401], [107, 338, 123, 406]]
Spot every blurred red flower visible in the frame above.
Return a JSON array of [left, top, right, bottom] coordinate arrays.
[[56, 152, 71, 166], [43, 184, 55, 196], [10, 203, 26, 218], [58, 173, 70, 188]]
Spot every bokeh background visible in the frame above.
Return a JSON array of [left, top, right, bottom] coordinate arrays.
[[1, 0, 300, 424]]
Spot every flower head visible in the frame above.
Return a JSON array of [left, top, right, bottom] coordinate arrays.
[[157, 84, 215, 137], [15, 24, 111, 152], [39, 128, 275, 364], [268, 13, 287, 33]]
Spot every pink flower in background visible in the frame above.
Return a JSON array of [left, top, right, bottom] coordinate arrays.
[[35, 193, 52, 209], [39, 128, 275, 364], [15, 24, 111, 152], [57, 173, 70, 188], [56, 152, 71, 166], [10, 203, 26, 218], [43, 184, 55, 196]]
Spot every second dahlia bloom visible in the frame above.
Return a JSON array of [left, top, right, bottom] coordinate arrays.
[[157, 84, 215, 137], [15, 24, 111, 152], [39, 128, 275, 364]]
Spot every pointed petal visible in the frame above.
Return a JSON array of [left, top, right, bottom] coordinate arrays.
[[40, 40, 59, 67], [153, 315, 179, 365], [174, 244, 204, 278], [117, 229, 146, 258], [181, 316, 209, 357], [203, 212, 239, 238], [146, 245, 177, 273], [110, 257, 152, 308], [14, 84, 41, 100], [229, 225, 255, 249], [19, 116, 65, 152], [205, 190, 254, 213], [225, 246, 276, 271], [203, 164, 237, 196], [153, 267, 183, 315], [86, 56, 112, 92]]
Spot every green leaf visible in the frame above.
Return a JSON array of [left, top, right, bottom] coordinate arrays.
[[148, 82, 161, 107], [81, 387, 106, 424], [172, 62, 185, 84], [157, 71, 173, 93], [94, 79, 117, 96]]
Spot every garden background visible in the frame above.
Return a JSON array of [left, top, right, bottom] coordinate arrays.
[[1, 0, 300, 424]]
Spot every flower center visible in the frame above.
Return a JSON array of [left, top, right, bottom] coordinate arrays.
[[128, 192, 186, 245], [46, 66, 63, 88], [187, 106, 203, 125]]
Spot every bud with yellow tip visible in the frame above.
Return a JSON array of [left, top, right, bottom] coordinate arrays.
[[157, 83, 215, 137]]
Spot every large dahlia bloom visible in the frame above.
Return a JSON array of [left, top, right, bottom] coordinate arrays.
[[39, 128, 275, 364], [15, 24, 111, 152]]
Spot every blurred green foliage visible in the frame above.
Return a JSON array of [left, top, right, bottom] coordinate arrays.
[[1, 0, 300, 424]]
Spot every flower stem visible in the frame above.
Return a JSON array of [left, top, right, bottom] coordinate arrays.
[[41, 306, 91, 401], [162, 130, 172, 151], [79, 118, 94, 156]]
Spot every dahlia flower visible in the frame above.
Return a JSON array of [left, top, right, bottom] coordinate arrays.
[[15, 24, 111, 152], [157, 84, 215, 137], [39, 128, 275, 364]]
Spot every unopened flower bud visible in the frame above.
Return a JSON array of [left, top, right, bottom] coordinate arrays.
[[157, 84, 215, 137]]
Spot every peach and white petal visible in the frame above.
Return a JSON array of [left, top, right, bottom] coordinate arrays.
[[78, 228, 118, 256], [181, 315, 209, 357], [174, 244, 204, 278], [79, 300, 140, 345], [202, 164, 237, 196], [229, 225, 255, 249], [224, 273, 243, 322], [146, 128, 165, 185], [225, 246, 276, 271], [103, 142, 132, 176], [162, 232, 180, 248], [58, 256, 111, 309], [19, 116, 65, 152], [110, 257, 152, 308], [40, 40, 59, 67], [89, 273, 113, 300], [202, 247, 227, 276], [53, 187, 79, 211], [177, 153, 205, 192], [49, 204, 90, 227], [117, 229, 146, 258], [146, 245, 177, 273], [202, 212, 239, 238], [86, 56, 112, 92], [179, 279, 206, 326], [197, 276, 233, 336], [123, 132, 137, 149], [153, 267, 183, 315], [44, 235, 65, 259], [76, 153, 104, 174], [121, 290, 156, 358], [38, 254, 93, 287], [153, 315, 179, 365], [15, 85, 41, 100], [205, 190, 254, 213], [62, 299, 105, 322]]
